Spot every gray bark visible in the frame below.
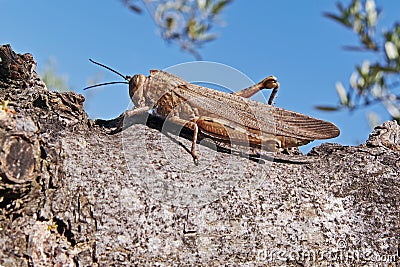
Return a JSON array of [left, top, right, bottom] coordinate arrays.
[[0, 44, 399, 266]]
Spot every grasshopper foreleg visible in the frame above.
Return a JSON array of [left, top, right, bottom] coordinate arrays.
[[233, 76, 280, 104], [111, 106, 151, 134]]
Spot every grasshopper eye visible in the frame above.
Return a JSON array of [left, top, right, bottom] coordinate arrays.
[[129, 74, 147, 105], [129, 74, 146, 91], [134, 74, 145, 84]]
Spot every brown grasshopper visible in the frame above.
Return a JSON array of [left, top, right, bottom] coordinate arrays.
[[84, 60, 340, 164]]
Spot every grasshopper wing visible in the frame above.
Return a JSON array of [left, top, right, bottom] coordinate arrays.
[[172, 83, 340, 142]]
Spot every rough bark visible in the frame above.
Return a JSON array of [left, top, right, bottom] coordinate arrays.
[[0, 44, 399, 266]]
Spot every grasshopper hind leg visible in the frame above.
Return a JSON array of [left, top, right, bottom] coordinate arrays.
[[232, 76, 280, 105], [191, 122, 199, 165], [166, 116, 200, 165]]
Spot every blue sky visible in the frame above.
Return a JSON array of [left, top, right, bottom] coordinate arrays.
[[2, 0, 400, 152]]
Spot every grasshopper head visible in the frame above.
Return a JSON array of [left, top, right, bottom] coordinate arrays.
[[128, 74, 147, 107]]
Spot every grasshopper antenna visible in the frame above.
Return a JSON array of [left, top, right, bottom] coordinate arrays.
[[84, 59, 131, 90], [83, 81, 129, 90], [88, 59, 131, 81]]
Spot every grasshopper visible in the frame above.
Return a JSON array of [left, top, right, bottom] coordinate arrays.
[[84, 60, 340, 164]]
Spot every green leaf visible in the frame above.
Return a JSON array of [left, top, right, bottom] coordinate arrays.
[[166, 16, 175, 31], [342, 45, 370, 51], [336, 82, 349, 105], [197, 33, 217, 42], [324, 13, 350, 27], [385, 41, 399, 60], [197, 0, 206, 11], [361, 60, 370, 75], [211, 0, 232, 15], [365, 0, 377, 26], [314, 105, 341, 111], [349, 0, 362, 14], [128, 4, 142, 13], [186, 17, 198, 39]]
